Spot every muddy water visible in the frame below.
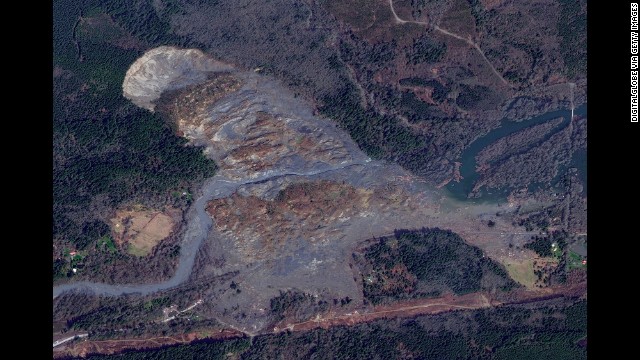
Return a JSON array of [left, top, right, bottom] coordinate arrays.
[[54, 48, 585, 300], [446, 104, 587, 202], [53, 70, 378, 298], [53, 97, 585, 299], [53, 160, 379, 298]]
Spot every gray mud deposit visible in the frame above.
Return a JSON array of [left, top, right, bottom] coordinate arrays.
[[54, 47, 533, 333]]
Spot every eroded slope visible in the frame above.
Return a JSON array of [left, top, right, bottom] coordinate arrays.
[[56, 47, 546, 335]]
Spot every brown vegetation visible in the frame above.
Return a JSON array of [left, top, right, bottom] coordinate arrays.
[[77, 13, 143, 50], [110, 206, 180, 256], [156, 73, 243, 131], [220, 112, 354, 173], [206, 180, 412, 260]]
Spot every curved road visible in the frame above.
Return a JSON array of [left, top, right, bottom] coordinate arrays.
[[389, 0, 510, 86]]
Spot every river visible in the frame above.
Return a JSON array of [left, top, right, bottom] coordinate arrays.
[[446, 104, 587, 202], [53, 103, 587, 299], [52, 160, 378, 298]]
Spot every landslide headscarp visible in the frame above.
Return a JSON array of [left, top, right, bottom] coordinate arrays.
[[122, 46, 235, 111]]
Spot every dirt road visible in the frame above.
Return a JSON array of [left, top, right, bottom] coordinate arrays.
[[389, 0, 510, 86], [55, 282, 585, 357], [275, 292, 492, 333], [275, 281, 585, 333]]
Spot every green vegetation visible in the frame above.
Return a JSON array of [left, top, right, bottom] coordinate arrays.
[[558, 0, 587, 78], [269, 290, 331, 321], [77, 300, 587, 359], [53, 0, 216, 281], [320, 83, 426, 161], [66, 297, 166, 332], [355, 228, 517, 304], [504, 259, 536, 288], [406, 36, 447, 65], [524, 231, 568, 258], [54, 273, 238, 336], [77, 338, 252, 360], [53, 258, 68, 281], [456, 84, 503, 111], [551, 243, 563, 258], [518, 209, 552, 232], [398, 77, 430, 87], [567, 251, 587, 270], [98, 235, 117, 254], [467, 0, 487, 27]]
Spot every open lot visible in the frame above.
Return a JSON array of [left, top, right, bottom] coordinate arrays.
[[110, 207, 178, 256]]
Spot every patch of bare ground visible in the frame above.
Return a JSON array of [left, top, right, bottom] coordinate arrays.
[[55, 280, 585, 358], [206, 180, 413, 261], [328, 0, 424, 44], [156, 73, 243, 131], [110, 206, 181, 256], [273, 292, 491, 333], [219, 112, 354, 173], [439, 0, 477, 40]]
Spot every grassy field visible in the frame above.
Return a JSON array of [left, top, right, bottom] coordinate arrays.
[[567, 251, 587, 270], [503, 258, 536, 289], [110, 208, 176, 257]]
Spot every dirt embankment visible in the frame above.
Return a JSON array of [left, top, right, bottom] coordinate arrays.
[[122, 46, 236, 111], [53, 329, 244, 359], [274, 291, 492, 333], [206, 180, 413, 261], [276, 280, 586, 333], [55, 280, 585, 358]]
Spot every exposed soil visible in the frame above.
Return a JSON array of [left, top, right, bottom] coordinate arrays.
[[275, 280, 586, 333], [54, 280, 586, 358], [110, 206, 180, 256], [206, 180, 412, 261], [55, 47, 584, 350], [77, 13, 144, 50], [275, 291, 492, 333], [53, 329, 244, 359], [155, 73, 243, 130]]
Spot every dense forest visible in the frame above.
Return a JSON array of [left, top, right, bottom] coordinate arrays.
[[53, 2, 586, 357], [558, 0, 587, 78], [354, 228, 518, 304], [70, 299, 587, 360], [53, 0, 217, 283], [53, 0, 588, 280]]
